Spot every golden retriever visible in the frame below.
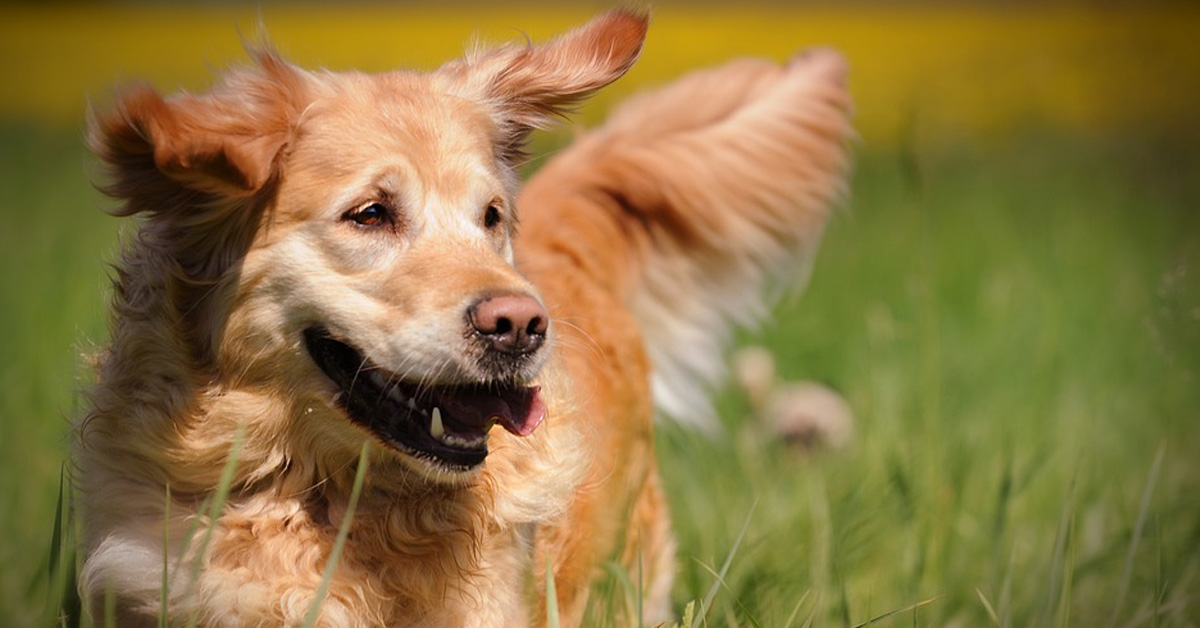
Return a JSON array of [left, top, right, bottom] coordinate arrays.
[[74, 10, 851, 627]]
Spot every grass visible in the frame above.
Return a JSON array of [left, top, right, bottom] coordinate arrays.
[[638, 135, 1200, 626], [1, 4, 1199, 627]]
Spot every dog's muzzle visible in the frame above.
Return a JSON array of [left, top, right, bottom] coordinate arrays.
[[303, 326, 545, 471]]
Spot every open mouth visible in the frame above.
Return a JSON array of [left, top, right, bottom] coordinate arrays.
[[302, 326, 545, 470]]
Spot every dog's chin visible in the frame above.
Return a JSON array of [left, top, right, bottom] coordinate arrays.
[[302, 327, 545, 475]]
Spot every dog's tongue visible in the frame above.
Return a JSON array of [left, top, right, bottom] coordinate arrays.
[[436, 386, 545, 437]]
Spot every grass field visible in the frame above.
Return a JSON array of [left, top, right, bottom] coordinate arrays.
[[1, 4, 1199, 627]]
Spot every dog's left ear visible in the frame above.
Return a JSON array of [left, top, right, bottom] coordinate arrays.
[[440, 10, 648, 160]]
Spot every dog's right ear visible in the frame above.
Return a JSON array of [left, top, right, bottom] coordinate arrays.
[[91, 50, 303, 209], [91, 50, 306, 280]]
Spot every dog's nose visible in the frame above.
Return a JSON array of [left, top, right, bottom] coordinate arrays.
[[468, 293, 549, 355]]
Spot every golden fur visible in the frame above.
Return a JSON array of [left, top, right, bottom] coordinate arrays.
[[74, 11, 852, 627]]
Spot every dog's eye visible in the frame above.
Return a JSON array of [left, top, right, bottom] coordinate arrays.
[[483, 204, 503, 230], [344, 202, 391, 228]]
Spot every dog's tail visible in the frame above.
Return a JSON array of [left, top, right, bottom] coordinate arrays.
[[519, 49, 853, 429]]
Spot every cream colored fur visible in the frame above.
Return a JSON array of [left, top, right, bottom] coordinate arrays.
[[75, 11, 852, 627]]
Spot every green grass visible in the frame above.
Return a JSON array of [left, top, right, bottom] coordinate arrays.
[[2, 121, 1198, 625], [643, 134, 1200, 626]]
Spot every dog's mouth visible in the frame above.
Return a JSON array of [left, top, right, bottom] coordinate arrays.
[[302, 326, 545, 470]]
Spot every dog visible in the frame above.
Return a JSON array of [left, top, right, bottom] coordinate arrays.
[[74, 10, 852, 626]]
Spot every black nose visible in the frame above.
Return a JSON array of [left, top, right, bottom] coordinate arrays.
[[468, 293, 548, 355]]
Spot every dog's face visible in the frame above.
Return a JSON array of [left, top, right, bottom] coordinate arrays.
[[253, 79, 551, 475], [94, 13, 646, 481]]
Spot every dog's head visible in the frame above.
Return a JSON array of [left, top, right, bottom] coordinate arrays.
[[90, 12, 646, 480]]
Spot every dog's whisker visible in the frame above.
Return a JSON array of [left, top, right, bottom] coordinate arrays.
[[550, 318, 609, 365]]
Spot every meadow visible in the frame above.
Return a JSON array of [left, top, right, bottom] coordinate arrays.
[[1, 4, 1198, 626]]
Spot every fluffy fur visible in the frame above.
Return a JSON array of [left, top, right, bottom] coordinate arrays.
[[74, 11, 852, 627]]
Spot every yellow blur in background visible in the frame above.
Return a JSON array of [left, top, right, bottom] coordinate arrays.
[[2, 3, 1199, 147]]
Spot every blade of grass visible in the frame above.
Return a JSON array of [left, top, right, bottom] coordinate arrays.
[[103, 587, 116, 628], [1153, 512, 1162, 628], [1055, 502, 1077, 628], [159, 483, 170, 628], [170, 493, 211, 574], [799, 592, 821, 628], [47, 465, 67, 590], [545, 557, 560, 628], [301, 440, 371, 628], [49, 464, 81, 628], [637, 542, 644, 627], [849, 595, 942, 628], [782, 590, 812, 628], [601, 560, 635, 624], [692, 559, 763, 628], [976, 587, 1000, 626], [998, 545, 1015, 628], [679, 600, 696, 628], [183, 423, 245, 628], [1041, 470, 1077, 625], [693, 500, 756, 627], [1106, 443, 1166, 628]]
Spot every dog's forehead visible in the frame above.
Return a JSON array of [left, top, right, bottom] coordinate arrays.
[[285, 71, 503, 191]]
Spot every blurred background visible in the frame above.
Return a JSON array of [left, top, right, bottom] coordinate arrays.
[[2, 2, 1198, 626]]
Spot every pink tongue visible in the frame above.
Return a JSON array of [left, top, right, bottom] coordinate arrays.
[[437, 386, 545, 437]]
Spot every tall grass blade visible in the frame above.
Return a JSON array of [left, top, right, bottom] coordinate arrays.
[[975, 587, 1000, 626], [693, 558, 763, 628], [602, 560, 635, 624], [695, 501, 756, 626], [782, 590, 812, 628], [637, 545, 644, 627], [998, 544, 1015, 627], [183, 423, 245, 628], [48, 465, 67, 587], [848, 595, 941, 628], [301, 440, 371, 628], [1106, 443, 1166, 628], [49, 464, 80, 628], [159, 483, 170, 628], [799, 592, 822, 628], [1041, 470, 1077, 625], [103, 587, 116, 628], [679, 600, 696, 628], [545, 557, 560, 628]]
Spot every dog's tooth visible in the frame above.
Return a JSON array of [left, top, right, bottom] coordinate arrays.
[[406, 397, 417, 410], [368, 371, 387, 389], [387, 386, 404, 404], [443, 434, 484, 449], [430, 407, 445, 439]]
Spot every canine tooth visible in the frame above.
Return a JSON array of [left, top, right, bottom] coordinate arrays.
[[430, 407, 445, 439], [387, 386, 404, 404], [406, 397, 417, 410]]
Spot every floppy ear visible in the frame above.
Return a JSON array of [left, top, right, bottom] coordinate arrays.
[[91, 50, 302, 207], [440, 10, 648, 161], [90, 50, 304, 279], [110, 89, 282, 196]]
